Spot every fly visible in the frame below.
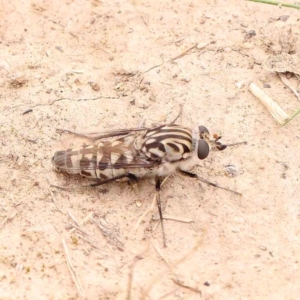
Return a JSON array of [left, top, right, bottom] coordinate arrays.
[[52, 115, 243, 246]]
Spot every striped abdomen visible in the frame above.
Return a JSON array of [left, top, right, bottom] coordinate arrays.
[[52, 135, 147, 180]]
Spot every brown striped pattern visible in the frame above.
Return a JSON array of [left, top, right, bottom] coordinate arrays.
[[53, 124, 194, 181], [141, 125, 193, 161]]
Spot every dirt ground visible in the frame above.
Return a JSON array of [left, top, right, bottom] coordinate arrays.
[[1, 0, 300, 299]]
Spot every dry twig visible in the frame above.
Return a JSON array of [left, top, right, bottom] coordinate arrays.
[[152, 214, 194, 223], [93, 216, 124, 250], [170, 43, 208, 62], [126, 255, 145, 300], [141, 241, 202, 300], [248, 82, 290, 125], [156, 288, 179, 300], [61, 237, 85, 299], [67, 222, 106, 254], [67, 210, 79, 227], [152, 242, 177, 275], [48, 188, 65, 214], [0, 209, 19, 230], [172, 278, 202, 295]]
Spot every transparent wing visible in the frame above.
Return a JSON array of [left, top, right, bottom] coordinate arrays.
[[55, 126, 149, 141], [53, 130, 160, 174]]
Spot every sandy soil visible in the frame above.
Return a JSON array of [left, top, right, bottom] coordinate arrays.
[[1, 0, 300, 299]]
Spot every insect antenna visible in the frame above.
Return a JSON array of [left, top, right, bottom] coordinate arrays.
[[224, 141, 247, 147]]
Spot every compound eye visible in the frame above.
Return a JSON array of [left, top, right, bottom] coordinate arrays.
[[197, 140, 209, 160], [198, 126, 210, 135]]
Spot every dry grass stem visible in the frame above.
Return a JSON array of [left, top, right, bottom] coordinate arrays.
[[67, 210, 79, 226], [92, 217, 124, 250], [248, 82, 290, 125], [80, 212, 94, 225], [61, 237, 85, 299], [170, 43, 203, 62], [68, 222, 107, 254], [152, 214, 194, 223], [142, 241, 202, 300], [172, 278, 202, 295], [157, 288, 179, 300], [126, 246, 150, 300], [0, 209, 19, 230], [126, 256, 144, 300], [152, 242, 177, 275], [48, 187, 65, 214]]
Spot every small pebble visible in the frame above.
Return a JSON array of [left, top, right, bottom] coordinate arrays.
[[89, 82, 100, 91], [181, 77, 191, 83], [236, 81, 245, 89], [224, 164, 239, 177], [258, 245, 267, 251], [245, 30, 256, 39], [240, 42, 253, 49], [74, 79, 81, 86], [9, 76, 27, 88], [204, 13, 214, 19], [278, 15, 289, 22], [22, 109, 33, 115]]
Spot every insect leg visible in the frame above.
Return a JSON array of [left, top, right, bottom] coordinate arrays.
[[126, 174, 143, 207], [90, 174, 129, 187], [225, 141, 247, 147], [155, 177, 167, 247], [127, 173, 139, 191], [91, 173, 139, 187], [127, 173, 138, 184], [179, 170, 241, 196]]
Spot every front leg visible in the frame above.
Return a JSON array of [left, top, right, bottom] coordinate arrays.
[[127, 174, 143, 207], [91, 173, 136, 187], [127, 173, 139, 189], [179, 169, 220, 189], [178, 170, 198, 179], [179, 169, 241, 196]]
